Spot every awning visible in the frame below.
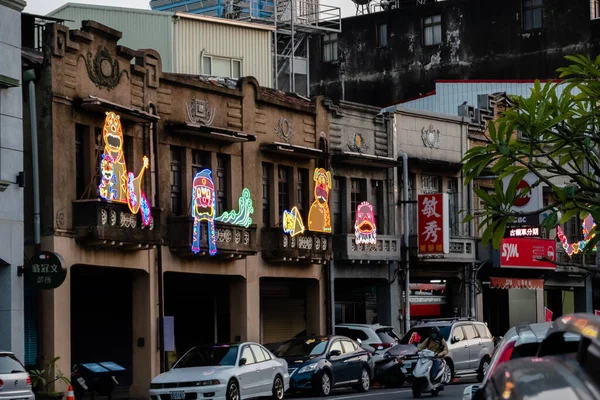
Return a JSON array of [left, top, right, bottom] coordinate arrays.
[[76, 96, 160, 123], [490, 277, 544, 290], [261, 142, 324, 159], [332, 151, 400, 168], [166, 122, 256, 143]]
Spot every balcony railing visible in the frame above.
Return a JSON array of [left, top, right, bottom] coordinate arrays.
[[333, 234, 401, 262], [168, 216, 258, 258], [410, 235, 476, 261], [72, 200, 161, 250], [261, 227, 332, 264], [555, 246, 595, 274]]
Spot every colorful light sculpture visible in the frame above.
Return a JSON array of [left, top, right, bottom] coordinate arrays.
[[98, 111, 151, 226], [354, 201, 377, 245], [283, 206, 306, 237], [556, 214, 597, 256], [215, 188, 254, 228], [308, 168, 332, 233], [191, 169, 217, 256]]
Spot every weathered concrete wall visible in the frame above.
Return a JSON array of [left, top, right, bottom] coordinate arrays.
[[309, 0, 599, 106]]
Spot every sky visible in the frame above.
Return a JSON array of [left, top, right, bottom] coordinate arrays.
[[25, 0, 356, 18]]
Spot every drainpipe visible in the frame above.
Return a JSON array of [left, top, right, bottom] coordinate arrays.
[[24, 70, 40, 251], [150, 105, 166, 372], [400, 151, 410, 333]]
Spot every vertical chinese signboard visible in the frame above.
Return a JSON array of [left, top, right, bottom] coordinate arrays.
[[418, 193, 449, 254]]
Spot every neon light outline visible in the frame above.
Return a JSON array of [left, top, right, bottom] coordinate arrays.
[[556, 214, 597, 255], [283, 206, 305, 237], [191, 169, 217, 256], [308, 168, 332, 233], [98, 111, 151, 226], [215, 188, 254, 228], [354, 201, 377, 245]]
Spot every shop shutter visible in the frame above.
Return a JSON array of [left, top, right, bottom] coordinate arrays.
[[261, 297, 306, 344], [23, 285, 38, 366]]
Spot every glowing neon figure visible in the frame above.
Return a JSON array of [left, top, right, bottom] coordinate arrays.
[[308, 168, 332, 233], [98, 111, 151, 226], [355, 201, 377, 245], [191, 169, 217, 255], [556, 214, 597, 256], [215, 188, 254, 228], [283, 206, 305, 237]]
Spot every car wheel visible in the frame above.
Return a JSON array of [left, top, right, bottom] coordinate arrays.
[[431, 388, 440, 397], [411, 385, 421, 398], [227, 380, 240, 400], [354, 368, 370, 392], [317, 371, 331, 396], [272, 375, 284, 400], [477, 357, 490, 382], [442, 362, 453, 385]]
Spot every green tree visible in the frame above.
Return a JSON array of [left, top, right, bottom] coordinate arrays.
[[462, 55, 600, 264]]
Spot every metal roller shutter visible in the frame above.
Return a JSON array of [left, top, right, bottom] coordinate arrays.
[[261, 297, 306, 344]]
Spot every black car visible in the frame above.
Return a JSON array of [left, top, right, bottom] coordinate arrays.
[[276, 335, 374, 396]]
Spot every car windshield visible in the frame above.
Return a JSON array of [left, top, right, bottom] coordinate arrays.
[[174, 345, 239, 368], [277, 338, 329, 357], [400, 326, 451, 344], [0, 354, 25, 374], [376, 328, 400, 343]]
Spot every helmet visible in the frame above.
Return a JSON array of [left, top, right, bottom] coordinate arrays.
[[429, 327, 441, 340]]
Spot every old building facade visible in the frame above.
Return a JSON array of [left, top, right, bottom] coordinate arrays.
[[22, 19, 329, 396], [309, 0, 600, 107]]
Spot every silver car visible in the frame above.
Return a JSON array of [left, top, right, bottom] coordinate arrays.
[[0, 351, 34, 400], [402, 318, 495, 384]]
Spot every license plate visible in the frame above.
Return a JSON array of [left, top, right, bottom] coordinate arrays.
[[170, 391, 186, 400]]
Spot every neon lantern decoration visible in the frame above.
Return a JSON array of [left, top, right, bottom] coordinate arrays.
[[355, 201, 377, 245], [215, 188, 254, 228], [191, 169, 217, 256], [98, 111, 151, 226], [283, 206, 306, 237], [556, 214, 597, 256], [308, 168, 332, 233]]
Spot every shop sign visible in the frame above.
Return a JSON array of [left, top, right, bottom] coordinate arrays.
[[501, 172, 542, 226], [409, 295, 446, 304], [98, 112, 152, 226], [354, 201, 377, 245], [490, 277, 544, 290], [545, 307, 553, 322], [498, 238, 556, 270], [24, 251, 67, 290], [505, 226, 540, 238], [417, 193, 449, 254]]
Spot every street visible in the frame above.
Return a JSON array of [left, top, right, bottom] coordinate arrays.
[[289, 381, 475, 400]]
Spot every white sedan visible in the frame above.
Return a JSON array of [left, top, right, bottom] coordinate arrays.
[[150, 343, 289, 400]]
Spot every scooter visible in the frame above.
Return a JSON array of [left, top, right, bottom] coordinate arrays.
[[357, 340, 414, 388], [411, 349, 446, 398]]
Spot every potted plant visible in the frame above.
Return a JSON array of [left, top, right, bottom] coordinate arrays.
[[29, 356, 71, 400]]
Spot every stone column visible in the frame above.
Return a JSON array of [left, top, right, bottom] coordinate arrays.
[[229, 265, 260, 342], [306, 277, 325, 336]]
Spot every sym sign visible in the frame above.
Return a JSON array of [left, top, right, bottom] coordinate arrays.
[[499, 238, 556, 270], [502, 172, 543, 225]]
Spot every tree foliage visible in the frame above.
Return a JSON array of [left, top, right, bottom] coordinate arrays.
[[462, 55, 600, 251]]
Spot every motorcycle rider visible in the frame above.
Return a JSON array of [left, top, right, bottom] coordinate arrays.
[[417, 327, 449, 382]]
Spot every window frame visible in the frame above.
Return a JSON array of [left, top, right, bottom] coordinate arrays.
[[297, 168, 309, 215], [593, 0, 600, 20], [216, 153, 230, 215], [202, 54, 243, 79], [322, 33, 339, 63], [278, 165, 292, 219], [376, 23, 388, 47], [522, 0, 543, 31], [250, 344, 266, 363], [423, 14, 442, 46], [350, 178, 367, 229], [262, 163, 272, 227], [170, 146, 184, 216]]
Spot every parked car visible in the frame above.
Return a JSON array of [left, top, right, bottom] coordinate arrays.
[[401, 318, 494, 384], [471, 313, 600, 400], [461, 322, 553, 400], [276, 335, 373, 396], [149, 343, 289, 400], [335, 324, 401, 351], [0, 351, 33, 400]]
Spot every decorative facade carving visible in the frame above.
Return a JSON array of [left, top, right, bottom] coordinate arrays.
[[421, 124, 441, 149], [186, 98, 215, 126], [84, 46, 124, 90], [275, 117, 294, 142], [347, 132, 369, 153]]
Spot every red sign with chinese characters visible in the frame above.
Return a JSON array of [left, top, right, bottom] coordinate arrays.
[[418, 193, 449, 254], [499, 238, 556, 270]]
